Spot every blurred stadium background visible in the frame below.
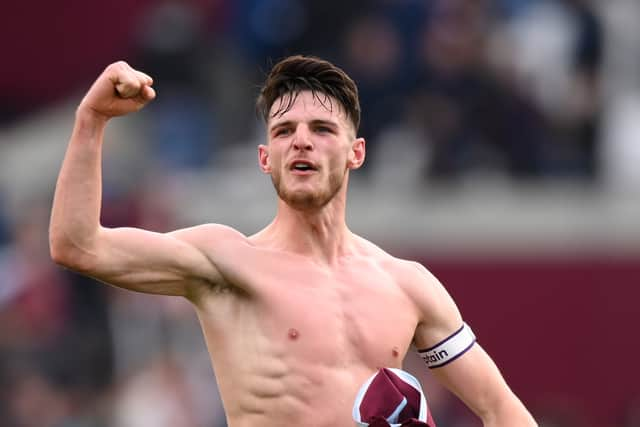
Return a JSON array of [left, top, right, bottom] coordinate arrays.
[[1, 0, 639, 426]]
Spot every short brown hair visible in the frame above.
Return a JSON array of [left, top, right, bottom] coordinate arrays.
[[256, 55, 361, 132]]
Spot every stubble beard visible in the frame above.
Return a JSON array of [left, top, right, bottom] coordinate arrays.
[[271, 168, 346, 211]]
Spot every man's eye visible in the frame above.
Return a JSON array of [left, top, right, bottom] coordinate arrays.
[[275, 128, 291, 136], [315, 126, 332, 134]]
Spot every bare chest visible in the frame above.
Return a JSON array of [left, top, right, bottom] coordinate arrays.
[[194, 249, 421, 426], [229, 255, 419, 368]]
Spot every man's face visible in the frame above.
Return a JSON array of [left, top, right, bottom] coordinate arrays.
[[259, 90, 364, 211]]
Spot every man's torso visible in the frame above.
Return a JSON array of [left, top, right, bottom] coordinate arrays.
[[191, 234, 421, 427]]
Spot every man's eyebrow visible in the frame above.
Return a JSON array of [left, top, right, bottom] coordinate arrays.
[[309, 119, 339, 128], [269, 118, 340, 131], [269, 120, 294, 131]]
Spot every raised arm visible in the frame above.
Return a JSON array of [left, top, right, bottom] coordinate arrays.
[[406, 263, 537, 427], [49, 61, 227, 298]]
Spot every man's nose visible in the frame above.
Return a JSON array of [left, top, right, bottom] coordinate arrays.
[[292, 127, 313, 150]]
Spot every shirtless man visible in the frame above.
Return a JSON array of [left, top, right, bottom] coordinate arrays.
[[49, 56, 537, 427]]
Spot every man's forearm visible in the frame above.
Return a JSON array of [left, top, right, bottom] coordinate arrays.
[[49, 109, 108, 268], [481, 395, 538, 427]]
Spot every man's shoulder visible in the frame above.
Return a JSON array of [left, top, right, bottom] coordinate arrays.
[[353, 235, 426, 275], [352, 234, 392, 260], [169, 223, 249, 245], [353, 239, 442, 311]]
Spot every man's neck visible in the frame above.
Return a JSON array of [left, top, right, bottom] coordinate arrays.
[[256, 193, 355, 266]]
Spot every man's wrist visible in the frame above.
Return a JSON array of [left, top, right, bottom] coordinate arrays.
[[75, 104, 109, 136], [75, 104, 109, 128], [74, 105, 110, 140]]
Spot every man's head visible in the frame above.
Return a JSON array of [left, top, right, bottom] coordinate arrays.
[[256, 55, 361, 135], [256, 55, 365, 211]]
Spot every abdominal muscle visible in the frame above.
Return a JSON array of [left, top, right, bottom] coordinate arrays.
[[226, 360, 369, 427], [197, 305, 395, 427]]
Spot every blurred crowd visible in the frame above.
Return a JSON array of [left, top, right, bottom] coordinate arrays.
[[132, 0, 607, 180], [1, 0, 639, 426]]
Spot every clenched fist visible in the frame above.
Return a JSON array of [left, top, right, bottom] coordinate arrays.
[[78, 61, 156, 120]]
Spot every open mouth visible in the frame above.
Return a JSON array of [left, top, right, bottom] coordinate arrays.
[[290, 161, 317, 172]]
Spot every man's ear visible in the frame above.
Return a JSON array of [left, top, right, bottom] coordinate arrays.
[[258, 144, 271, 173], [347, 137, 366, 170]]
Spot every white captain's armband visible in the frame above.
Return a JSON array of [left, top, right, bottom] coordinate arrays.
[[417, 322, 476, 368]]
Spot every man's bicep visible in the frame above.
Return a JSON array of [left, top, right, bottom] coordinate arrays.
[[408, 263, 495, 411], [409, 261, 465, 349], [88, 225, 224, 296]]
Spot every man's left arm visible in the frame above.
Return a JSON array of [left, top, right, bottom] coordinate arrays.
[[406, 262, 537, 427], [428, 343, 537, 427]]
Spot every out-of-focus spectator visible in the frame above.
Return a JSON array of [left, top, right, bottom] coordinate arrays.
[[232, 0, 308, 62], [231, 0, 365, 64], [0, 200, 114, 427], [599, 0, 640, 191], [4, 351, 110, 427], [341, 12, 406, 171], [0, 201, 73, 349], [112, 354, 199, 427], [564, 0, 604, 178], [137, 0, 220, 170], [408, 0, 548, 181], [491, 0, 604, 179]]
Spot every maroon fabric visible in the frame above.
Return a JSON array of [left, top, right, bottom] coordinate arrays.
[[385, 368, 423, 422], [360, 369, 408, 421], [368, 416, 431, 427], [358, 368, 435, 427], [368, 416, 395, 427]]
